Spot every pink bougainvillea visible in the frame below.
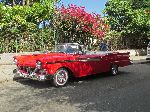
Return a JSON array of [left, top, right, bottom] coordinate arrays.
[[57, 4, 108, 38]]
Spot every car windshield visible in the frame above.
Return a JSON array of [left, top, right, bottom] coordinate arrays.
[[54, 44, 79, 54]]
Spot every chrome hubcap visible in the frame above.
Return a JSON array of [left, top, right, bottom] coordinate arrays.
[[55, 70, 68, 86], [112, 65, 118, 75]]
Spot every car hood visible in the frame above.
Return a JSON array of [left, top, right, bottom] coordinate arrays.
[[14, 52, 77, 67]]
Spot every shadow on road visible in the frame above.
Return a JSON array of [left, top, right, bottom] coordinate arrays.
[[13, 70, 131, 89], [72, 71, 130, 82], [14, 79, 54, 89]]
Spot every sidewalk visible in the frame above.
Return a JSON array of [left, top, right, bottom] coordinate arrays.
[[130, 56, 150, 64], [130, 56, 146, 60], [0, 52, 35, 65], [0, 65, 16, 83], [0, 53, 148, 65]]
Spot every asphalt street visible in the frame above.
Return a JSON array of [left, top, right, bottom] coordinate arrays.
[[0, 62, 150, 112]]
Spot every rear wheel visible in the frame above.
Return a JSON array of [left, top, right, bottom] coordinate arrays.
[[53, 68, 69, 87], [110, 64, 118, 76]]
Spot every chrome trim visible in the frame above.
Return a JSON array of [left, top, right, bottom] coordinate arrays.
[[114, 60, 131, 63], [78, 58, 101, 62], [46, 58, 101, 64], [130, 61, 133, 64]]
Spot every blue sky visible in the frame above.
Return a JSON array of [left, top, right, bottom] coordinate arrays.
[[59, 0, 108, 16], [0, 0, 108, 16]]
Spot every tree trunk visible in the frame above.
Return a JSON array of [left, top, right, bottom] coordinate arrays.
[[22, 0, 25, 5], [26, 0, 30, 6], [12, 0, 15, 6]]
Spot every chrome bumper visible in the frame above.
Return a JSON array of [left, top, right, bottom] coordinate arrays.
[[13, 69, 52, 81], [130, 60, 134, 65], [146, 55, 150, 60]]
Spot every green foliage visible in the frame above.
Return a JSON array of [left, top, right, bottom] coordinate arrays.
[[1, 0, 107, 53], [129, 0, 150, 10], [104, 0, 150, 49], [104, 31, 122, 50], [0, 1, 56, 53]]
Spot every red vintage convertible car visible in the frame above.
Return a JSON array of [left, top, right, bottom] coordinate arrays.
[[13, 43, 132, 87]]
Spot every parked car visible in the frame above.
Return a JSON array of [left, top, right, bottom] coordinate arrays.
[[146, 42, 150, 60], [13, 43, 132, 87]]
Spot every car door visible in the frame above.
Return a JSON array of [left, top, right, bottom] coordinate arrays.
[[77, 54, 109, 76]]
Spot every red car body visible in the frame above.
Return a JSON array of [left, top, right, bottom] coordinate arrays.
[[13, 43, 132, 87]]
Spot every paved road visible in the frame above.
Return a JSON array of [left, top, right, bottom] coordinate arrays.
[[0, 62, 150, 112]]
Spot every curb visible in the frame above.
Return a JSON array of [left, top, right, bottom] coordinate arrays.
[[132, 60, 150, 64], [0, 63, 14, 65]]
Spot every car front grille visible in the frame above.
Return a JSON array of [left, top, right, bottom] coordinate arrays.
[[19, 66, 35, 74]]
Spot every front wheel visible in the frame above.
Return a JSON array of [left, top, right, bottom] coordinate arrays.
[[53, 68, 69, 87], [110, 64, 118, 76]]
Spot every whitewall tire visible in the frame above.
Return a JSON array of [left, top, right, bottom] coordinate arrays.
[[111, 64, 118, 76], [53, 68, 69, 87]]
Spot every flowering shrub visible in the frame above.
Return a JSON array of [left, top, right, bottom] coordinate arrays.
[[56, 4, 108, 39], [51, 4, 109, 49]]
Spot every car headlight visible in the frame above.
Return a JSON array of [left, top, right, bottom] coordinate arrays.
[[13, 58, 18, 64], [36, 61, 42, 69]]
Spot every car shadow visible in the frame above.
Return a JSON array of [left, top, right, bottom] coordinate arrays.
[[14, 78, 54, 89], [70, 71, 131, 83], [14, 71, 131, 89]]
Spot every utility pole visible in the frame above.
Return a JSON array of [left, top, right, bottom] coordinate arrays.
[[15, 37, 18, 53], [53, 1, 57, 51], [54, 28, 57, 51]]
